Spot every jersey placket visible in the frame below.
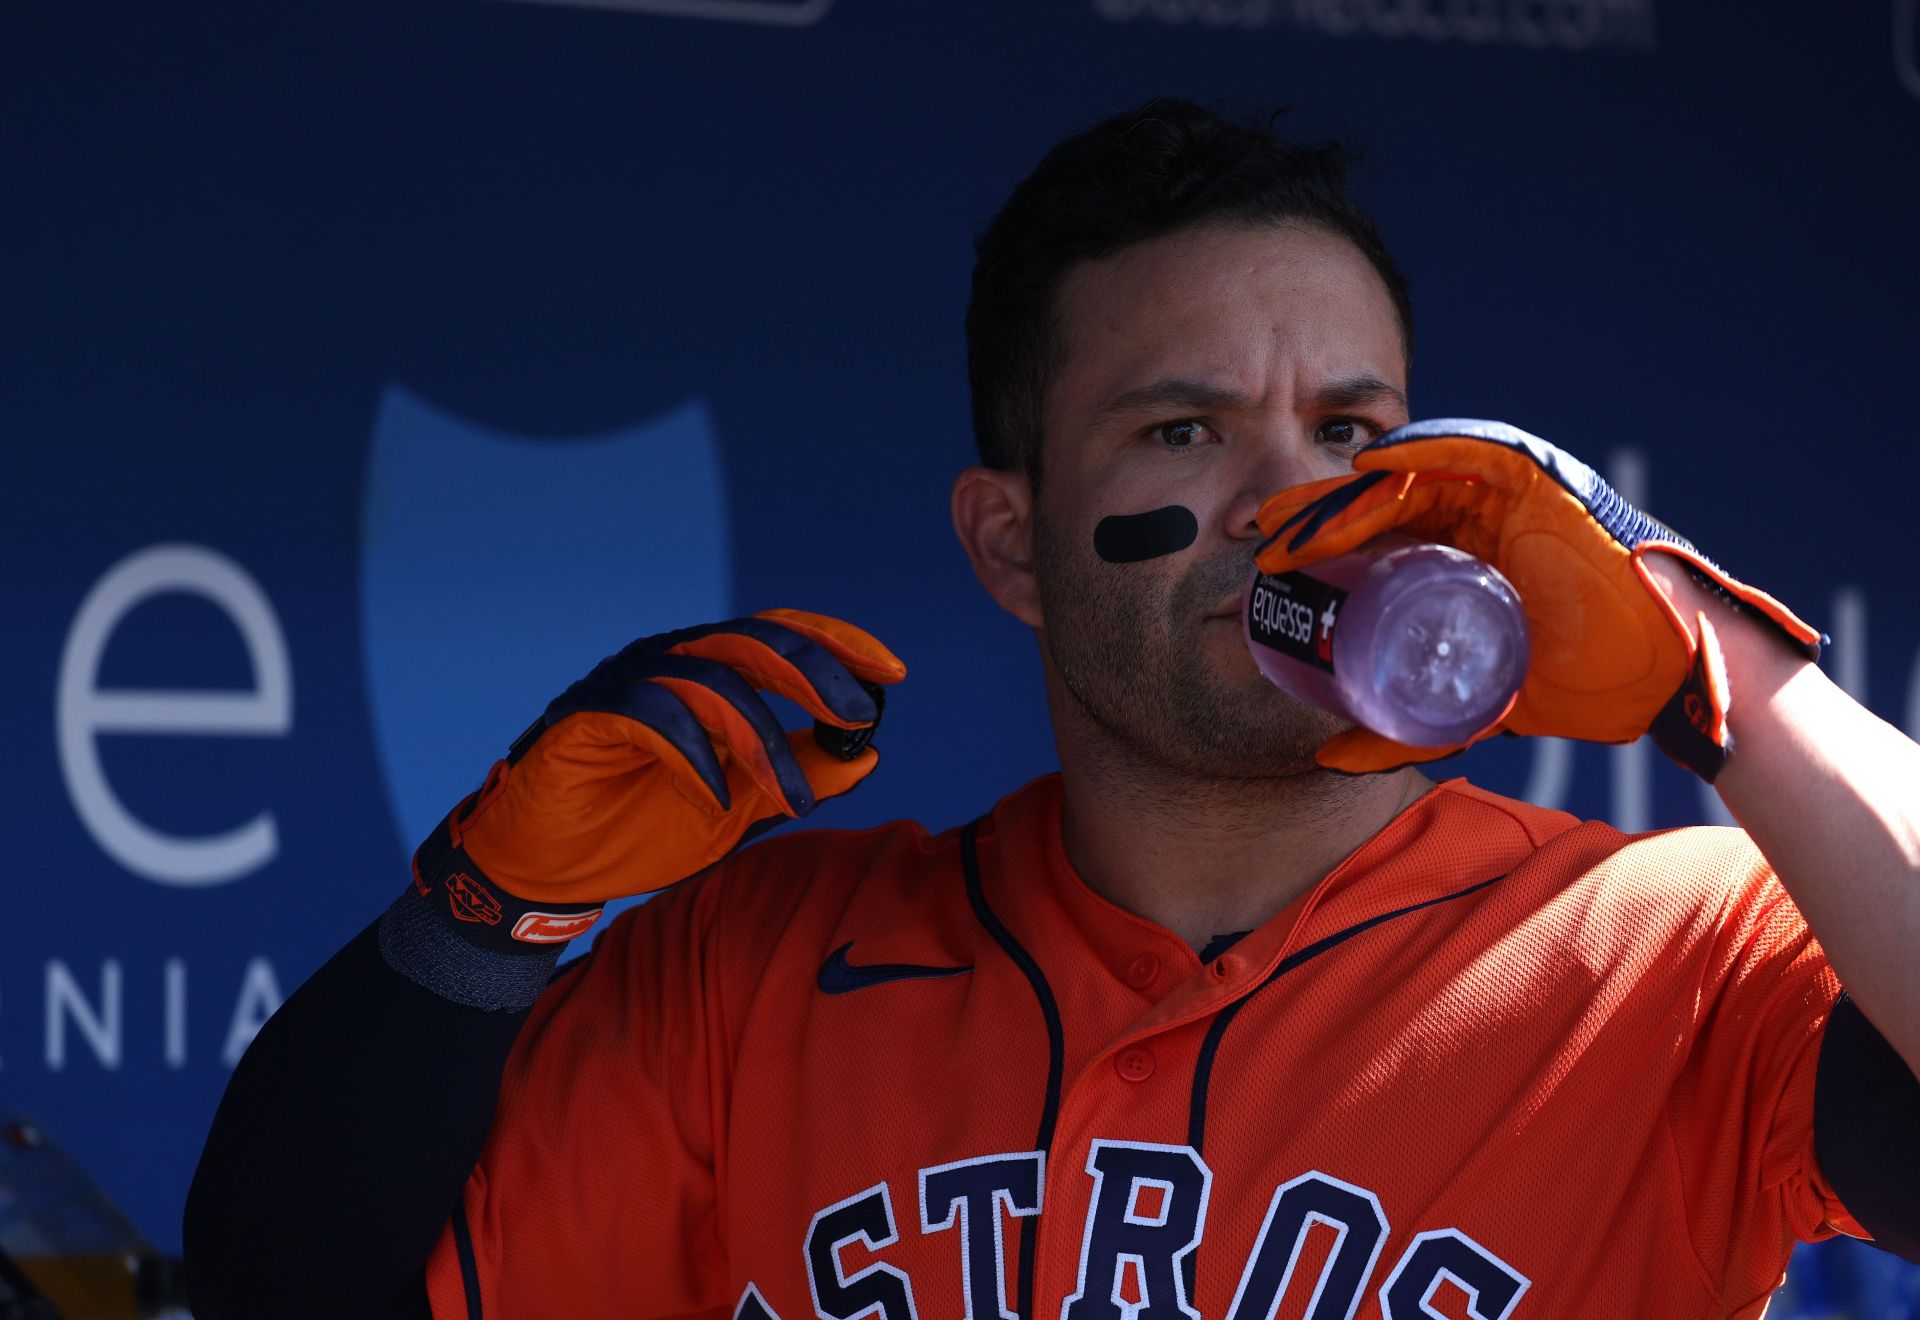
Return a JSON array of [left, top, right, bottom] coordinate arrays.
[[982, 776, 1534, 1315], [981, 790, 1373, 1314]]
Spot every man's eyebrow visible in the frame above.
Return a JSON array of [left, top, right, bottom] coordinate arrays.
[[1089, 373, 1407, 426], [1311, 373, 1409, 412], [1089, 378, 1256, 427]]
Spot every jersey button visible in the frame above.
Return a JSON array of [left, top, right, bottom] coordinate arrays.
[[1115, 1048, 1155, 1083], [1124, 953, 1161, 990]]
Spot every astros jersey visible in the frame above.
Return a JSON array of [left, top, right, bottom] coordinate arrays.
[[424, 773, 1863, 1319]]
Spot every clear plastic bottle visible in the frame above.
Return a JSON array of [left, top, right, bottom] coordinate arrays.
[[1242, 533, 1530, 748]]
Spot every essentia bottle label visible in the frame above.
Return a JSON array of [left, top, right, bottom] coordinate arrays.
[[1247, 571, 1345, 673]]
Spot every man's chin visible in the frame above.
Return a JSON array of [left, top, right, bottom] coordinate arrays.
[[1169, 699, 1354, 779], [1053, 606, 1357, 779], [1222, 653, 1351, 730]]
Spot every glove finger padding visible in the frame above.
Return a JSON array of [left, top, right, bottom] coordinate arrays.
[[455, 721, 882, 906], [668, 609, 905, 730], [1255, 419, 1819, 779], [651, 661, 819, 817], [529, 611, 901, 812], [445, 611, 904, 907]]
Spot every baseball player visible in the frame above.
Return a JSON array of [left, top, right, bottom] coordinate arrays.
[[185, 98, 1920, 1319]]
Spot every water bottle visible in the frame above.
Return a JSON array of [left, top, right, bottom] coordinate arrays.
[[1242, 533, 1530, 748]]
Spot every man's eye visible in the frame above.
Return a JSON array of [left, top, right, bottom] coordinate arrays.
[[1315, 417, 1375, 449], [1151, 419, 1211, 452]]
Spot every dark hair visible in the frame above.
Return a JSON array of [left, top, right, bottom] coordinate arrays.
[[965, 97, 1413, 483]]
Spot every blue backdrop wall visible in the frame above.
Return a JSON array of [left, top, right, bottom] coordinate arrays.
[[6, 0, 1919, 1309]]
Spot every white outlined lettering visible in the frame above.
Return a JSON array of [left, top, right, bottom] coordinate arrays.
[[919, 1152, 1045, 1320], [806, 1181, 920, 1320]]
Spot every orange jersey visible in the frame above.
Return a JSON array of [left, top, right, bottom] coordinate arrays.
[[425, 773, 1862, 1318]]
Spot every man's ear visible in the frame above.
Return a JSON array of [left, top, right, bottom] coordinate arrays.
[[951, 465, 1043, 628]]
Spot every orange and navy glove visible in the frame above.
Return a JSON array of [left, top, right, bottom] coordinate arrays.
[[1254, 419, 1821, 780], [384, 610, 904, 1007]]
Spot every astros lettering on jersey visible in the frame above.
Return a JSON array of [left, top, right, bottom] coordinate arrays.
[[426, 773, 1859, 1319]]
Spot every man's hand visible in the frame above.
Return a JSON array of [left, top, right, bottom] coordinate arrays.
[[412, 610, 906, 946], [1253, 419, 1820, 778]]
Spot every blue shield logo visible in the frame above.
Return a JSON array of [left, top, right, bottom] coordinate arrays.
[[360, 385, 732, 911]]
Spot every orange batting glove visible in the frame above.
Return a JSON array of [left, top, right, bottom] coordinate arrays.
[[407, 610, 906, 952], [1254, 419, 1820, 779]]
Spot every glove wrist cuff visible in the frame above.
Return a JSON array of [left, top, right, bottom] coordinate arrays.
[[1649, 612, 1735, 783], [411, 810, 605, 954], [1636, 545, 1823, 786], [376, 884, 564, 1011], [376, 811, 606, 1011]]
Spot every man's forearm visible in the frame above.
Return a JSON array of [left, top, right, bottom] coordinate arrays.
[[1652, 561, 1920, 1078], [184, 917, 536, 1320]]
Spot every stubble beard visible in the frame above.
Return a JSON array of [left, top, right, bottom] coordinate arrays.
[[1031, 508, 1350, 782]]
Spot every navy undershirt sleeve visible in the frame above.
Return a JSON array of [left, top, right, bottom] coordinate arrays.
[[184, 917, 552, 1320], [1813, 991, 1920, 1262]]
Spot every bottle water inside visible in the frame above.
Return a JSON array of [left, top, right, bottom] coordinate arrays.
[[1242, 533, 1530, 748]]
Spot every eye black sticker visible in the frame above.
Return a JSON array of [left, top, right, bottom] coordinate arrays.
[[1093, 505, 1199, 564]]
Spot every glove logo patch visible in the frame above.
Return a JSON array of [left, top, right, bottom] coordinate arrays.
[[445, 872, 503, 926], [1683, 692, 1711, 735], [512, 910, 603, 943]]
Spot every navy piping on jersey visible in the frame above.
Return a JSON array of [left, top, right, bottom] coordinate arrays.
[[451, 1200, 484, 1320], [1185, 871, 1509, 1155], [1178, 871, 1507, 1300], [961, 818, 1063, 1320]]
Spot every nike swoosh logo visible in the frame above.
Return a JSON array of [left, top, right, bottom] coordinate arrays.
[[816, 942, 973, 995]]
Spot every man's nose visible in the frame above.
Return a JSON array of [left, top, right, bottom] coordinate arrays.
[[1228, 433, 1321, 540]]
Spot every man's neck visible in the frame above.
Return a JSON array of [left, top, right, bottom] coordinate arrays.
[[1053, 723, 1433, 954]]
